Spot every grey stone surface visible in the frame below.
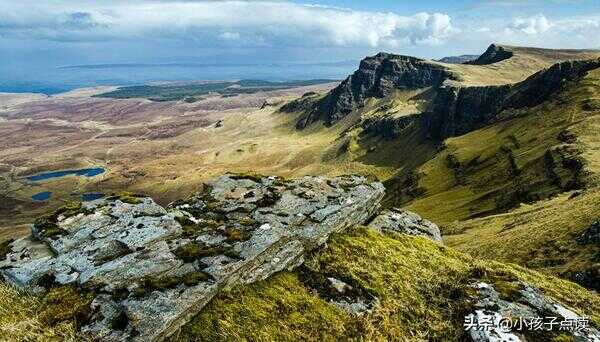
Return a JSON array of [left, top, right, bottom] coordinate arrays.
[[369, 208, 442, 242], [0, 173, 384, 341], [466, 282, 600, 342]]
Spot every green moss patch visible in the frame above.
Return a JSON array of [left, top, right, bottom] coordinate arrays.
[[173, 242, 239, 262], [38, 286, 95, 329], [133, 270, 214, 298], [176, 226, 600, 341], [105, 192, 147, 205], [223, 227, 250, 243]]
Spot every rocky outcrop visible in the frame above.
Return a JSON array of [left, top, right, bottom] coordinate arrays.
[[293, 53, 455, 128], [544, 143, 586, 190], [0, 174, 384, 341], [465, 44, 513, 65], [287, 44, 600, 142], [422, 58, 600, 140], [466, 282, 600, 341], [577, 221, 600, 245], [369, 208, 442, 242]]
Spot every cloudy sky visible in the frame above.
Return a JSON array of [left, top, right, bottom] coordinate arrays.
[[1, 0, 599, 90]]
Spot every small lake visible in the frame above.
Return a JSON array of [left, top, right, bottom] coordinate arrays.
[[31, 191, 52, 201], [25, 167, 105, 182]]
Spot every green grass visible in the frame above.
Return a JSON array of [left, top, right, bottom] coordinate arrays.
[[445, 188, 600, 282], [0, 285, 93, 341], [94, 79, 335, 102], [377, 68, 600, 225], [2, 228, 598, 341], [175, 226, 600, 341]]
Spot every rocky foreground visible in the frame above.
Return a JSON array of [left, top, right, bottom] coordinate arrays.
[[1, 173, 598, 341], [1, 174, 385, 340]]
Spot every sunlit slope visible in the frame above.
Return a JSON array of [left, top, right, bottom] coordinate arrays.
[[442, 45, 600, 86], [379, 67, 600, 224], [445, 188, 600, 289], [176, 227, 600, 341]]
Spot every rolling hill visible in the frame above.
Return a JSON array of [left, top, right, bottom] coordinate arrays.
[[1, 43, 600, 341]]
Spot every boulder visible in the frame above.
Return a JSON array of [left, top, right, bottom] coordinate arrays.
[[466, 282, 600, 341], [0, 174, 384, 341], [369, 208, 442, 242]]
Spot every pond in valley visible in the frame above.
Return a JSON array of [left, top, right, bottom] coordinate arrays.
[[25, 167, 105, 182], [31, 191, 52, 201]]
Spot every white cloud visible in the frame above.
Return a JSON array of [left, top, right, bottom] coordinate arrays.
[[0, 1, 456, 48], [497, 14, 600, 47], [510, 14, 552, 35]]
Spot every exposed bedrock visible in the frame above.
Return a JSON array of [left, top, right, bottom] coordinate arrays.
[[369, 208, 442, 242], [420, 58, 600, 140], [286, 45, 600, 142], [290, 53, 455, 128], [466, 281, 600, 341], [0, 174, 385, 341]]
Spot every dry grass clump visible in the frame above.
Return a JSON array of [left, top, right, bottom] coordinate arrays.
[[0, 284, 92, 341]]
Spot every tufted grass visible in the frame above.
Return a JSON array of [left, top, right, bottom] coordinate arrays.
[[0, 284, 92, 341], [175, 226, 600, 341]]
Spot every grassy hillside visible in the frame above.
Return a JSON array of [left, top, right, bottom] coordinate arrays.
[[440, 45, 600, 86], [176, 227, 600, 341], [3, 227, 598, 341], [393, 68, 600, 224], [445, 188, 600, 288]]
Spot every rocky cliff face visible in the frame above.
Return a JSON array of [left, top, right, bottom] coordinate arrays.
[[464, 44, 513, 65], [285, 44, 600, 142], [0, 174, 385, 341], [289, 53, 455, 128], [422, 58, 600, 140]]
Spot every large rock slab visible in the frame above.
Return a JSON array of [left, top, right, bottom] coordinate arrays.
[[0, 174, 384, 341], [369, 208, 442, 242]]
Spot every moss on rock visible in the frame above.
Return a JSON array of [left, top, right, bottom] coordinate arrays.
[[105, 192, 147, 205], [176, 226, 600, 341]]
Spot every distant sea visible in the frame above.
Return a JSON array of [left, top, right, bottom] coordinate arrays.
[[0, 61, 357, 95]]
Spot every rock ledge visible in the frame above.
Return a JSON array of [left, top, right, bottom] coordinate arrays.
[[0, 174, 384, 341]]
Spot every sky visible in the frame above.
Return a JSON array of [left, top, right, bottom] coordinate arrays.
[[1, 0, 599, 92]]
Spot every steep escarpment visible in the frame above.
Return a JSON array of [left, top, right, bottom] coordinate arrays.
[[464, 43, 513, 65], [288, 53, 455, 129], [422, 58, 600, 140], [285, 44, 600, 143]]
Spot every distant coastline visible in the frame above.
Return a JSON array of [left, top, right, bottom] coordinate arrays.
[[1, 61, 357, 95]]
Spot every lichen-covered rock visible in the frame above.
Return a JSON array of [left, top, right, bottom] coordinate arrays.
[[465, 282, 600, 342], [369, 208, 442, 242], [0, 174, 384, 341]]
